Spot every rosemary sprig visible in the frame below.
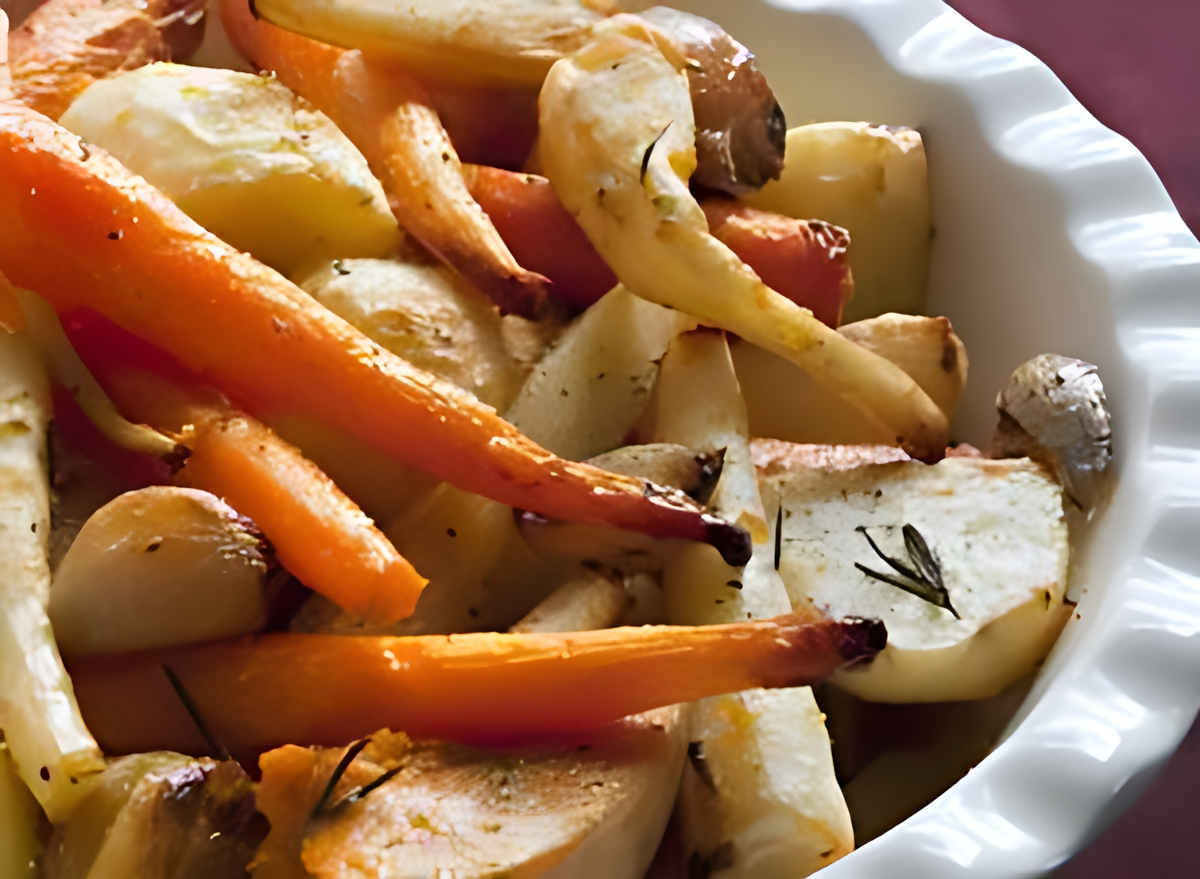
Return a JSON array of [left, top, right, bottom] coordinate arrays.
[[640, 122, 674, 185], [310, 738, 369, 819], [854, 524, 960, 619], [332, 765, 403, 810], [161, 665, 230, 761]]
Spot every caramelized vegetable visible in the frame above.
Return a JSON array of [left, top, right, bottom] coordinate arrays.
[[219, 0, 550, 317], [69, 615, 885, 757], [8, 0, 206, 119], [463, 165, 852, 323], [0, 103, 750, 564]]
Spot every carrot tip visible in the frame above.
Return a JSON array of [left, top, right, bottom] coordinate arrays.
[[704, 515, 752, 567]]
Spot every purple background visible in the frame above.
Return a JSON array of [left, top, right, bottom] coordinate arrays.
[[946, 1, 1200, 874]]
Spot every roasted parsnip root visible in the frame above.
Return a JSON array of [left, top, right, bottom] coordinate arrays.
[[219, 0, 551, 318], [8, 0, 206, 120], [538, 17, 947, 460], [69, 614, 885, 758], [252, 0, 608, 86], [647, 331, 855, 874], [1, 744, 41, 879], [0, 103, 749, 564], [0, 331, 104, 821]]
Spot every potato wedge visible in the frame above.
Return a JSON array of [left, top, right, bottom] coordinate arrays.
[[762, 451, 1070, 702], [59, 63, 401, 275], [646, 331, 855, 876], [742, 122, 932, 321], [49, 487, 271, 656], [732, 313, 967, 444]]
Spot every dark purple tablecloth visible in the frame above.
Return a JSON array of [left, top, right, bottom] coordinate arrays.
[[946, 2, 1200, 874]]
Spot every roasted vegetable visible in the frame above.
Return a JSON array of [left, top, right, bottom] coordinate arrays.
[[60, 64, 401, 276], [0, 102, 750, 565], [0, 744, 41, 879], [40, 752, 264, 879], [538, 16, 947, 460], [760, 447, 1070, 702], [742, 122, 932, 322], [69, 614, 885, 757], [647, 331, 855, 875], [8, 0, 207, 119], [50, 487, 271, 656], [992, 353, 1113, 513], [0, 330, 104, 821]]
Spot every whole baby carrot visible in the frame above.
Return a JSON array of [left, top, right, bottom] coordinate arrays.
[[69, 614, 886, 756], [0, 103, 749, 565]]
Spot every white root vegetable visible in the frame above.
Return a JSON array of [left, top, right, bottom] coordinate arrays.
[[296, 257, 550, 413], [538, 17, 947, 460], [60, 63, 401, 276], [732, 313, 967, 445], [742, 122, 932, 322], [762, 451, 1069, 702], [294, 284, 694, 636], [508, 570, 627, 633], [49, 486, 271, 657], [646, 330, 855, 876], [252, 0, 610, 86], [0, 331, 104, 821]]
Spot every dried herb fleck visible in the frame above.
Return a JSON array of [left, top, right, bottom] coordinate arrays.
[[854, 524, 959, 619], [162, 665, 231, 760]]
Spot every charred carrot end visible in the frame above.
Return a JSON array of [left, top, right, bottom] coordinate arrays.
[[70, 615, 886, 757], [464, 166, 853, 324], [0, 103, 747, 563], [181, 413, 427, 624]]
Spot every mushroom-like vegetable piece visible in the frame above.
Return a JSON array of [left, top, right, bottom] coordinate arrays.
[[992, 353, 1113, 512], [639, 6, 785, 196], [49, 486, 272, 657]]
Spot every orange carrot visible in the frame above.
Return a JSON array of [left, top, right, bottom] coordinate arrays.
[[463, 165, 853, 324], [69, 615, 886, 756], [63, 313, 427, 624], [218, 0, 550, 318], [8, 0, 206, 119], [0, 103, 749, 565]]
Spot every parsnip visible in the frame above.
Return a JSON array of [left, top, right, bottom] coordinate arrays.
[[0, 332, 104, 821], [647, 331, 855, 876], [50, 487, 271, 656], [538, 17, 947, 460], [59, 63, 401, 276], [732, 313, 967, 444], [743, 122, 932, 322]]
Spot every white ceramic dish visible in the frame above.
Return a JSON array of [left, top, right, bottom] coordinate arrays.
[[11, 0, 1200, 874], [666, 0, 1200, 875]]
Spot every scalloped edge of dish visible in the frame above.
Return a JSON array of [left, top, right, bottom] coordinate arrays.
[[755, 1, 1200, 875]]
